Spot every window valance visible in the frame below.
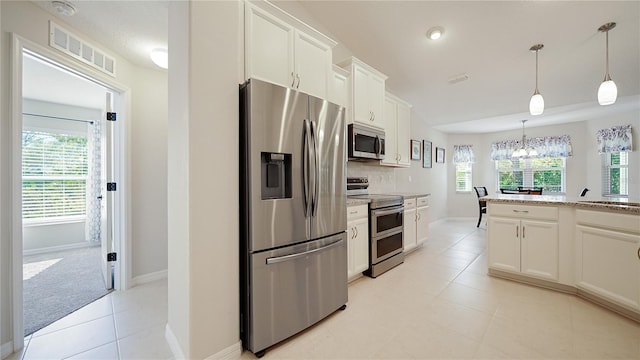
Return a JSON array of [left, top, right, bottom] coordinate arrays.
[[453, 145, 475, 163], [596, 124, 632, 154], [491, 135, 573, 160]]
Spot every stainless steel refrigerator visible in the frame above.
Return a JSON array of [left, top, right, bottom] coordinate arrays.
[[239, 79, 348, 357]]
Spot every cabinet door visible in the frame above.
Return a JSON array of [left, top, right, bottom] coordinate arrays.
[[404, 208, 417, 251], [245, 5, 294, 87], [576, 225, 640, 310], [352, 65, 372, 125], [487, 217, 520, 273], [417, 205, 429, 246], [352, 218, 370, 275], [380, 97, 397, 166], [368, 74, 385, 129], [520, 220, 558, 281], [396, 102, 411, 166], [294, 30, 331, 98], [330, 70, 348, 107]]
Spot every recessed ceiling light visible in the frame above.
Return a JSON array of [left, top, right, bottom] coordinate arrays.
[[51, 1, 77, 16], [426, 26, 444, 40], [150, 48, 168, 69]]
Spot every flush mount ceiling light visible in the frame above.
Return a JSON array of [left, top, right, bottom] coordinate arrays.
[[426, 26, 444, 40], [529, 44, 544, 116], [150, 48, 168, 69], [512, 120, 538, 158], [597, 22, 617, 106], [51, 0, 77, 16]]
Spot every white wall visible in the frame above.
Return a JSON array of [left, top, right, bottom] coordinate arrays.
[[130, 67, 168, 279], [394, 113, 448, 221], [0, 1, 168, 351], [167, 1, 241, 358]]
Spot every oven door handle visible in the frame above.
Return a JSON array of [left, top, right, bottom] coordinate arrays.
[[266, 239, 344, 265], [372, 206, 404, 217]]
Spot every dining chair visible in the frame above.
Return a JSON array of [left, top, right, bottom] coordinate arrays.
[[473, 186, 488, 227]]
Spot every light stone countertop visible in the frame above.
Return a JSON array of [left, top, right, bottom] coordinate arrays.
[[346, 198, 370, 207], [388, 192, 431, 200], [484, 194, 640, 215]]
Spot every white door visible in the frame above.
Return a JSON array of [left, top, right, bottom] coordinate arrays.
[[101, 92, 115, 289], [396, 103, 411, 167], [520, 219, 558, 281], [381, 97, 397, 166]]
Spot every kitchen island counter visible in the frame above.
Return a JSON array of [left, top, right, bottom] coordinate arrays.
[[484, 194, 640, 215]]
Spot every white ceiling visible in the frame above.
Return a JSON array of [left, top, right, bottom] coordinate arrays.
[[24, 1, 639, 134]]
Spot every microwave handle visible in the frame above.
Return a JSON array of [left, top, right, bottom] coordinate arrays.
[[374, 136, 381, 157]]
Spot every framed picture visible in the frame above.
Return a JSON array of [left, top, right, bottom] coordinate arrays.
[[436, 147, 445, 163], [422, 140, 432, 168], [411, 140, 421, 160]]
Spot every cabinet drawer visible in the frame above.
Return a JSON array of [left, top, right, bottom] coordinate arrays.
[[347, 204, 368, 221], [489, 203, 558, 220], [417, 197, 429, 207], [404, 198, 416, 208], [576, 209, 640, 234]]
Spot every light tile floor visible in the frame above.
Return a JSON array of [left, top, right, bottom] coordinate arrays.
[[9, 219, 640, 359]]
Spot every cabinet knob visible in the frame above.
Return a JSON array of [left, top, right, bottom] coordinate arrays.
[[516, 225, 519, 238], [637, 247, 640, 260], [522, 226, 525, 238], [354, 226, 358, 238], [296, 73, 301, 88], [291, 72, 295, 87]]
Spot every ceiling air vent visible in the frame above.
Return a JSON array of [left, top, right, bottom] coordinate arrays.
[[48, 21, 116, 77], [447, 73, 469, 85]]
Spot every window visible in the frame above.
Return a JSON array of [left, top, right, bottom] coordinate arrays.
[[602, 151, 628, 197], [496, 157, 565, 193], [455, 162, 472, 192], [22, 130, 88, 221]]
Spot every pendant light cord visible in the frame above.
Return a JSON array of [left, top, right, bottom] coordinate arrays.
[[535, 50, 539, 93], [604, 30, 611, 81]]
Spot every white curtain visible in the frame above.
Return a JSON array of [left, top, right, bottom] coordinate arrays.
[[596, 124, 633, 154], [453, 145, 475, 163], [85, 119, 102, 242], [491, 135, 573, 160]]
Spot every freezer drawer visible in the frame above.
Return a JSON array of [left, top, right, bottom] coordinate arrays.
[[247, 233, 348, 353]]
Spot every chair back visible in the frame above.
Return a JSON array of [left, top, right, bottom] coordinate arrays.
[[474, 186, 488, 198], [580, 188, 589, 197]]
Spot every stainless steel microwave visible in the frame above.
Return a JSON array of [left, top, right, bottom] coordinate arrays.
[[348, 123, 385, 160]]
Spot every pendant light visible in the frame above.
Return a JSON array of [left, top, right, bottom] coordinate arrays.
[[529, 44, 544, 116], [512, 120, 537, 158], [597, 22, 617, 105]]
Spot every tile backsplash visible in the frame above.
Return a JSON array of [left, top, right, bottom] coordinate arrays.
[[347, 161, 396, 193]]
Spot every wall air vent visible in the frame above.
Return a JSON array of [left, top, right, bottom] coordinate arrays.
[[48, 21, 116, 77], [447, 73, 469, 85]]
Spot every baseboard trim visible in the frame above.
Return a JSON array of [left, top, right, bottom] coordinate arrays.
[[165, 324, 186, 360], [205, 341, 242, 360], [132, 269, 168, 286], [1, 341, 14, 360], [23, 242, 97, 256]]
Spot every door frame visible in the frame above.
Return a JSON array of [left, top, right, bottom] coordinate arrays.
[[9, 33, 132, 351]]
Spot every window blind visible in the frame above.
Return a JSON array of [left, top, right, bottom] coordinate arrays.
[[601, 151, 628, 196], [22, 130, 88, 220], [455, 163, 472, 192]]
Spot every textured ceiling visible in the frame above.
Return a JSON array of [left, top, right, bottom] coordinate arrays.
[[25, 1, 640, 133]]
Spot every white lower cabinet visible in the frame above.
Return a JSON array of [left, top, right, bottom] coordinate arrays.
[[347, 204, 369, 281], [403, 199, 417, 251], [403, 196, 429, 253], [487, 204, 559, 282], [575, 210, 640, 311], [416, 197, 429, 246]]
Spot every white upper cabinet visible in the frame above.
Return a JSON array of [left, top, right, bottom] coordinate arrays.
[[245, 3, 335, 99], [338, 57, 387, 129], [381, 92, 411, 167], [329, 65, 349, 107]]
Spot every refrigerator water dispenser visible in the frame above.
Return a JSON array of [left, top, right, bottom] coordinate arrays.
[[261, 152, 291, 199]]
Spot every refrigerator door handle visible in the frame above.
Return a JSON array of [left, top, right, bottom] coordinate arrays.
[[266, 239, 344, 265], [310, 120, 320, 217], [303, 119, 312, 217]]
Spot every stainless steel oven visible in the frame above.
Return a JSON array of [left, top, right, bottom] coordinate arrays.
[[368, 203, 404, 277]]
